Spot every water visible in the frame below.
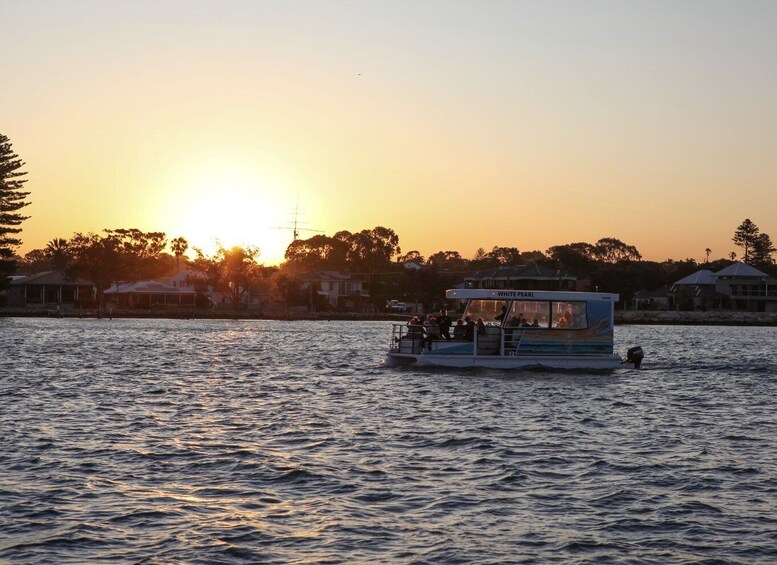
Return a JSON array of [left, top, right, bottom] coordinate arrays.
[[1, 318, 776, 564]]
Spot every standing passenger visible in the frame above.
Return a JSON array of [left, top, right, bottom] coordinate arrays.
[[438, 308, 452, 341]]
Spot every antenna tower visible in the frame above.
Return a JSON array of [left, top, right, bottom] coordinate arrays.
[[275, 201, 323, 241]]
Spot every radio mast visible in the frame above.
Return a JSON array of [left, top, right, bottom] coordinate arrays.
[[275, 201, 323, 241]]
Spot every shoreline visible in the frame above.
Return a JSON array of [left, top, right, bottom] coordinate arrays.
[[4, 308, 777, 325], [0, 308, 411, 322], [616, 310, 777, 326]]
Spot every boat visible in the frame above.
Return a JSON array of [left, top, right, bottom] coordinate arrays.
[[386, 288, 642, 370]]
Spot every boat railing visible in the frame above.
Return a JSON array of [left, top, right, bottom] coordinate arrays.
[[389, 323, 425, 354], [502, 327, 523, 355], [392, 322, 530, 356]]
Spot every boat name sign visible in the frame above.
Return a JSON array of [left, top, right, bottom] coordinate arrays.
[[496, 291, 535, 298]]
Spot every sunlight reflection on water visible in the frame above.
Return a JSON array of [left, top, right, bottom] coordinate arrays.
[[1, 318, 777, 563]]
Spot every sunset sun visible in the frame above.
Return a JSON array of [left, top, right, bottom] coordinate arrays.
[[161, 167, 294, 264]]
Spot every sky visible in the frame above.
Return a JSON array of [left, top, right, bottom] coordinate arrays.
[[3, 0, 777, 265]]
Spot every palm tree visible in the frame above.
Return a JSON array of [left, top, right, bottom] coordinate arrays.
[[44, 238, 70, 271], [705, 248, 711, 263], [170, 237, 189, 273]]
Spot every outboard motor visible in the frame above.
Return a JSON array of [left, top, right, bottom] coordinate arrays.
[[624, 346, 644, 369]]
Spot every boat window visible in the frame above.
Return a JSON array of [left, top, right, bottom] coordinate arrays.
[[506, 301, 550, 328], [551, 301, 587, 329], [464, 299, 507, 323]]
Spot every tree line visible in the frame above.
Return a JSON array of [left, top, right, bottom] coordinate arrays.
[[2, 132, 776, 311], [3, 219, 773, 311]]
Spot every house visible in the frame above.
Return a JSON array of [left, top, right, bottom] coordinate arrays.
[[713, 262, 777, 312], [669, 262, 777, 312], [464, 264, 585, 291], [159, 269, 267, 311], [402, 260, 426, 271], [103, 280, 197, 309], [668, 269, 723, 310], [298, 271, 370, 312], [159, 269, 199, 291], [159, 269, 216, 306], [6, 271, 96, 309], [632, 286, 671, 310]]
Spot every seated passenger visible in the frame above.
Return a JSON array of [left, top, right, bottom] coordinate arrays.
[[557, 311, 572, 328], [407, 316, 424, 337], [509, 314, 523, 327], [476, 317, 486, 336], [531, 318, 540, 327], [464, 316, 475, 341], [452, 319, 467, 340], [423, 314, 440, 349]]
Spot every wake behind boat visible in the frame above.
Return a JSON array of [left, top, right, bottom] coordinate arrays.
[[386, 288, 642, 370]]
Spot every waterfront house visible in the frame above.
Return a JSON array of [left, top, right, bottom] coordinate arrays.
[[298, 271, 370, 312], [669, 262, 777, 312], [6, 271, 96, 309], [668, 269, 721, 310], [713, 262, 777, 311], [103, 280, 197, 309], [464, 264, 585, 291], [632, 286, 671, 310], [158, 269, 268, 311]]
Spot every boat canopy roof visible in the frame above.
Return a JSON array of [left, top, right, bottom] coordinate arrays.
[[445, 289, 619, 302]]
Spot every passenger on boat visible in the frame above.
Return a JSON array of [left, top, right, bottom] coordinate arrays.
[[531, 318, 540, 327], [423, 314, 440, 350], [452, 319, 467, 340], [506, 315, 521, 342], [476, 317, 487, 336], [438, 308, 452, 341], [464, 316, 475, 341], [556, 311, 572, 328], [495, 306, 507, 322], [406, 316, 424, 338]]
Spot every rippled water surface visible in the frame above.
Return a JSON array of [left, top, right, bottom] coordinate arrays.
[[2, 318, 776, 563]]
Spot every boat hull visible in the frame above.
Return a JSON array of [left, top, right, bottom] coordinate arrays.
[[385, 351, 623, 370]]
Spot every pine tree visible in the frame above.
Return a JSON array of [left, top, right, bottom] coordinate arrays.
[[751, 232, 776, 268], [732, 218, 760, 264], [0, 134, 30, 286]]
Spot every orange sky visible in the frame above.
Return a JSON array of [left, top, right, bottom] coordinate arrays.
[[4, 1, 777, 265]]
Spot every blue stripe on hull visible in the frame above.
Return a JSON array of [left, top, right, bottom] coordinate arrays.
[[517, 338, 613, 355]]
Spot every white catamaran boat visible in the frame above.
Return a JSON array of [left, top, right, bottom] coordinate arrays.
[[386, 288, 642, 370]]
